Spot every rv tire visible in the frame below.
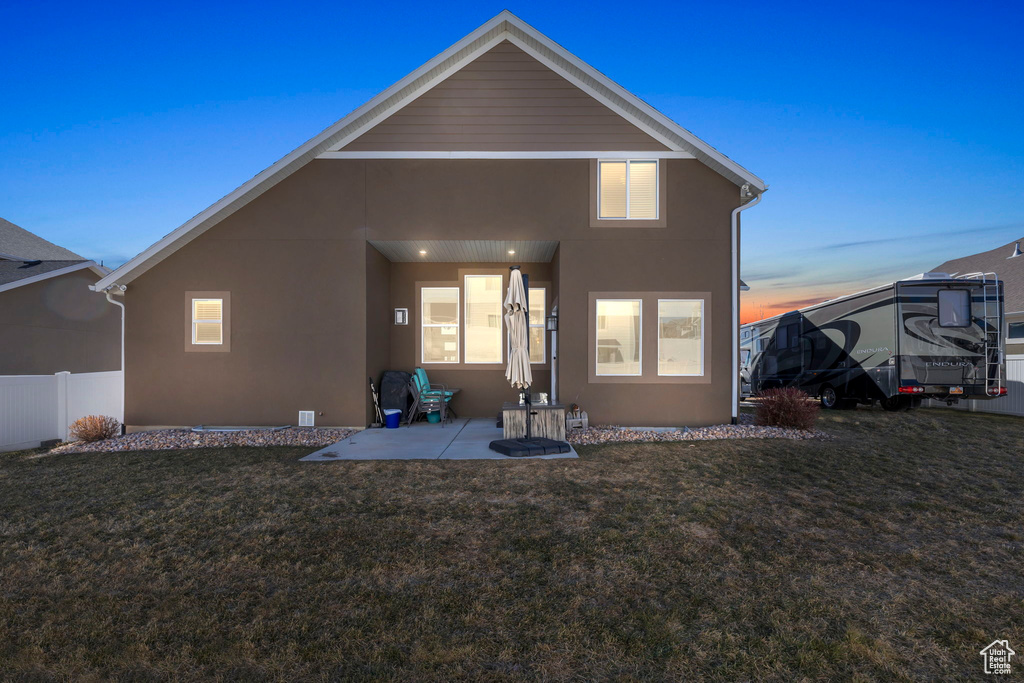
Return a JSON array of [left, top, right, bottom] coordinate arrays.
[[820, 385, 842, 410]]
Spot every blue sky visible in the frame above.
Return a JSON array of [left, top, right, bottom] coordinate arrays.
[[2, 1, 1020, 320]]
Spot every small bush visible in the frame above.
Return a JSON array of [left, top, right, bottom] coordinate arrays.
[[755, 387, 820, 430], [69, 415, 121, 443]]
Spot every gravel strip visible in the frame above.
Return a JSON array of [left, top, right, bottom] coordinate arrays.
[[49, 427, 359, 455], [567, 414, 828, 446]]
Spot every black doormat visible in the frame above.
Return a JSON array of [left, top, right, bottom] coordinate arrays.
[[488, 438, 571, 457]]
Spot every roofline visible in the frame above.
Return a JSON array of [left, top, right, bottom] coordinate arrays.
[[95, 10, 765, 291], [0, 261, 107, 295]]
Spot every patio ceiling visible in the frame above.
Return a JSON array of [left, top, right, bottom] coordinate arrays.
[[368, 240, 558, 263]]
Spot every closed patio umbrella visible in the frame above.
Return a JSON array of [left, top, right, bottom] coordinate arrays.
[[504, 267, 533, 390]]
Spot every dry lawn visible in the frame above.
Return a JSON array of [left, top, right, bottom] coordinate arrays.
[[1, 407, 1022, 680]]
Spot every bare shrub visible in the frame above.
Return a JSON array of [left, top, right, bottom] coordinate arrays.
[[755, 387, 820, 430], [68, 415, 121, 443]]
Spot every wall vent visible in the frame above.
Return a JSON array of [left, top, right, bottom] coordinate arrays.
[[298, 411, 315, 427]]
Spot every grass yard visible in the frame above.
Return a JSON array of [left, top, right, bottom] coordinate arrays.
[[1, 408, 1022, 680]]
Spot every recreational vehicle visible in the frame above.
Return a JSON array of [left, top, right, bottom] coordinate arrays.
[[741, 273, 1007, 410]]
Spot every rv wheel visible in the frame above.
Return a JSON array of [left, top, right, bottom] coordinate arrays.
[[820, 385, 841, 410]]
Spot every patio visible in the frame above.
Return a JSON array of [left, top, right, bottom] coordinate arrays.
[[301, 418, 578, 461]]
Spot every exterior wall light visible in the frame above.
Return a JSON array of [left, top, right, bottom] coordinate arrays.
[[546, 314, 558, 331]]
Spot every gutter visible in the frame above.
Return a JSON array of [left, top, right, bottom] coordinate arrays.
[[96, 283, 127, 427], [731, 185, 763, 425]]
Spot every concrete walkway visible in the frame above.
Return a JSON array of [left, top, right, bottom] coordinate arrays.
[[301, 418, 578, 461]]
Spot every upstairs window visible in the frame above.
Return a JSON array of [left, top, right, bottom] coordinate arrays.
[[1009, 321, 1024, 341], [192, 299, 223, 344], [598, 160, 658, 219]]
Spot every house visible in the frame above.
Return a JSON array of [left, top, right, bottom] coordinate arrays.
[[0, 218, 120, 375], [90, 11, 766, 430], [933, 238, 1024, 356]]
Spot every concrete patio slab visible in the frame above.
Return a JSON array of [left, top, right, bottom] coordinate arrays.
[[301, 418, 577, 461]]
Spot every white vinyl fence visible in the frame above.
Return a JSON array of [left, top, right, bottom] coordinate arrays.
[[926, 357, 1024, 417], [0, 371, 123, 452]]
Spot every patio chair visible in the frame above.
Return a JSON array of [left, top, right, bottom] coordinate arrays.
[[406, 368, 460, 426]]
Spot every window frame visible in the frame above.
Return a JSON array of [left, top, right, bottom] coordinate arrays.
[[463, 274, 504, 365], [529, 287, 546, 364], [597, 159, 659, 220], [595, 298, 643, 377], [184, 291, 230, 353], [191, 298, 224, 345], [420, 286, 460, 364], [656, 298, 704, 377]]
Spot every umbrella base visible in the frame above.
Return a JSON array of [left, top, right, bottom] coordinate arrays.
[[488, 438, 571, 457]]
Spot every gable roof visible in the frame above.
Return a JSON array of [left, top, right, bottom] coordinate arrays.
[[94, 11, 765, 291], [0, 217, 83, 261], [0, 260, 108, 294], [933, 237, 1024, 312]]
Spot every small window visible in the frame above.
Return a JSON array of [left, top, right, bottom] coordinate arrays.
[[598, 160, 658, 219], [776, 325, 789, 349], [464, 275, 503, 363], [658, 299, 703, 376], [596, 299, 641, 376], [938, 289, 971, 327], [192, 299, 223, 344], [529, 287, 546, 363], [1009, 321, 1024, 340], [422, 287, 459, 363]]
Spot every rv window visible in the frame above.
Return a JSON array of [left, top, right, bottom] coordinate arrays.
[[1009, 322, 1024, 340], [788, 324, 800, 349], [938, 289, 971, 327], [776, 326, 788, 349]]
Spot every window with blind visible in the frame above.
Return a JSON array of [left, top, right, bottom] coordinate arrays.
[[598, 160, 658, 219], [465, 274, 503, 363], [192, 299, 223, 344], [422, 287, 459, 363], [529, 287, 546, 363]]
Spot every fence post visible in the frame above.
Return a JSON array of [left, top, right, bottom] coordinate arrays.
[[55, 371, 70, 442]]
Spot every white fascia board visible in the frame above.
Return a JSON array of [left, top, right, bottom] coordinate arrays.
[[0, 261, 101, 294], [317, 150, 695, 159]]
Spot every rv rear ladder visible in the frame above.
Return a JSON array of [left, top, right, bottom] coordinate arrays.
[[961, 272, 1004, 395]]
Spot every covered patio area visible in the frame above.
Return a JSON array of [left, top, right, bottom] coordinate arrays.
[[301, 418, 578, 461]]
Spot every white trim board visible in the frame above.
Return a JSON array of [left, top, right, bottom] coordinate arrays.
[[0, 261, 107, 294], [319, 151, 695, 159], [94, 10, 764, 291]]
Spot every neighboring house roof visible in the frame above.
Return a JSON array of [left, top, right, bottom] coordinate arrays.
[[0, 219, 107, 293], [933, 237, 1024, 312], [94, 10, 765, 292], [0, 260, 109, 294], [0, 217, 83, 260]]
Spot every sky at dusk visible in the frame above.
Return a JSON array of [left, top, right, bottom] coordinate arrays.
[[2, 1, 1021, 324]]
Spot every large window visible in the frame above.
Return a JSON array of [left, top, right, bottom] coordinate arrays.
[[422, 287, 459, 363], [192, 299, 223, 345], [596, 299, 642, 376], [465, 275, 503, 363], [598, 160, 658, 219], [529, 287, 546, 363], [658, 299, 703, 376], [938, 289, 971, 328]]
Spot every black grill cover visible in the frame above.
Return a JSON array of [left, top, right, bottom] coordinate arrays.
[[379, 371, 413, 412]]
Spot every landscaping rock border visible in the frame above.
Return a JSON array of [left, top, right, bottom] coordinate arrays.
[[49, 427, 359, 455], [567, 414, 828, 446]]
